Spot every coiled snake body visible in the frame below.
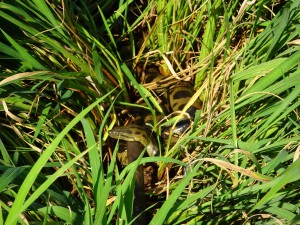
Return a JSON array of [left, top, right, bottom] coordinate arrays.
[[109, 80, 201, 155]]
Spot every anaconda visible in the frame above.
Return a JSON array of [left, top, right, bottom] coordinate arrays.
[[108, 66, 201, 225], [109, 68, 201, 155]]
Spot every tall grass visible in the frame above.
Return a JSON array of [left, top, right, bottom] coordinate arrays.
[[0, 0, 299, 224]]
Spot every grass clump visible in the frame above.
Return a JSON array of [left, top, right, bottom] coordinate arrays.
[[0, 0, 300, 224]]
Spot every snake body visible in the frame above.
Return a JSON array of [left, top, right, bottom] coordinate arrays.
[[108, 71, 201, 224], [109, 80, 201, 155], [108, 124, 158, 156]]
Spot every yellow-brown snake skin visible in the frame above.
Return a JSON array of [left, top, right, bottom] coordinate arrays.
[[109, 81, 201, 155]]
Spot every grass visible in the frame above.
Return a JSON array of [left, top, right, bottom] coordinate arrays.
[[0, 0, 300, 224]]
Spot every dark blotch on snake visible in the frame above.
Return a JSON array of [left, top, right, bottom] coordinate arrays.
[[172, 90, 191, 99]]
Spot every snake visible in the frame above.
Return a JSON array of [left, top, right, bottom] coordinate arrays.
[[109, 70, 201, 156], [108, 67, 201, 224]]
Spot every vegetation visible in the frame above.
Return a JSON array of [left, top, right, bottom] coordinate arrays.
[[0, 0, 299, 224]]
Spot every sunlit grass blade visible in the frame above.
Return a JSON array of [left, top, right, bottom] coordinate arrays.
[[21, 148, 90, 223], [166, 184, 215, 224], [4, 93, 112, 225], [150, 162, 201, 225], [38, 206, 82, 224], [256, 84, 300, 137], [81, 118, 99, 185], [250, 158, 300, 213], [31, 0, 65, 36], [242, 50, 300, 98], [94, 140, 118, 224]]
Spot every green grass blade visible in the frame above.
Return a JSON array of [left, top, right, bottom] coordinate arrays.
[[31, 0, 65, 36], [33, 102, 52, 142], [256, 84, 300, 137], [1, 30, 47, 70], [150, 162, 201, 225], [242, 50, 300, 97], [22, 148, 90, 223], [0, 167, 26, 192], [0, 139, 12, 166], [94, 140, 118, 224], [166, 184, 216, 224], [250, 158, 300, 213], [38, 206, 81, 224], [4, 92, 112, 225], [81, 118, 99, 187]]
